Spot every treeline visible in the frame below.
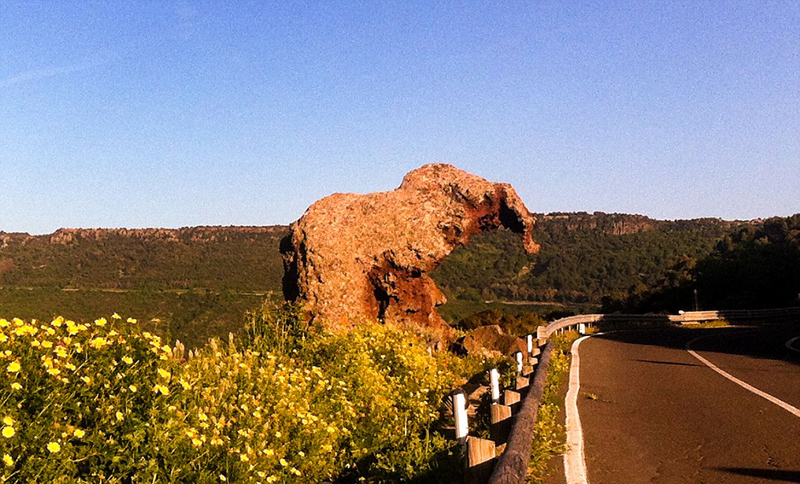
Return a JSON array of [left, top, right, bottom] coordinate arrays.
[[0, 227, 286, 291], [3, 213, 794, 344], [431, 212, 741, 307], [604, 214, 800, 313], [0, 227, 287, 347]]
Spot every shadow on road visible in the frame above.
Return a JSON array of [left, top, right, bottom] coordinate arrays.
[[589, 321, 800, 368], [714, 467, 800, 483]]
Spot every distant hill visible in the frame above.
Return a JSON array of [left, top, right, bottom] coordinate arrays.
[[0, 226, 287, 291], [605, 214, 800, 313], [431, 212, 748, 313], [0, 226, 288, 348], [0, 213, 756, 345]]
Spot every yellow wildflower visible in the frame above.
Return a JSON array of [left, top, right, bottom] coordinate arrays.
[[2, 417, 12, 426], [122, 356, 133, 365], [47, 442, 60, 453], [10, 383, 21, 390], [279, 458, 287, 467], [127, 317, 137, 324], [94, 318, 107, 327], [0, 319, 8, 328], [153, 384, 170, 396], [41, 340, 53, 349], [90, 337, 108, 349], [73, 429, 85, 438], [112, 313, 121, 320], [47, 368, 60, 377], [2, 454, 12, 467], [192, 438, 202, 447], [6, 361, 20, 373], [116, 411, 124, 421], [179, 379, 191, 390], [2, 427, 15, 438], [157, 368, 170, 379], [129, 384, 137, 393], [51, 317, 63, 327]]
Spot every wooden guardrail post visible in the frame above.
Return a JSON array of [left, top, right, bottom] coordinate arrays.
[[503, 389, 521, 413], [466, 436, 496, 484], [536, 325, 547, 345], [490, 403, 513, 444], [489, 343, 554, 484]]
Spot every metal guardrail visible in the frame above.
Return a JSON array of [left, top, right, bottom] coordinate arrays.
[[536, 307, 800, 342], [460, 305, 800, 484]]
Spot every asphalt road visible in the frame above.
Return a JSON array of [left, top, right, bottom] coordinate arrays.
[[571, 325, 800, 484]]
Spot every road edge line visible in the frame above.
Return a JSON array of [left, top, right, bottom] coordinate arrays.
[[686, 336, 800, 418], [564, 334, 592, 484], [786, 336, 800, 353]]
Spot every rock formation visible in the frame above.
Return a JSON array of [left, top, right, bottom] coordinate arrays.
[[280, 163, 539, 335]]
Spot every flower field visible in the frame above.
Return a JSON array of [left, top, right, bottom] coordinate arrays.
[[0, 305, 490, 483]]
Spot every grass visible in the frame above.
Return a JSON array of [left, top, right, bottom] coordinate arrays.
[[526, 332, 579, 483], [680, 319, 731, 329], [0, 287, 277, 349]]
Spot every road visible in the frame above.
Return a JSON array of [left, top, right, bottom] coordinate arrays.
[[563, 325, 800, 484]]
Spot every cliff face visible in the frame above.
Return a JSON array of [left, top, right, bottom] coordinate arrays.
[[280, 164, 538, 335]]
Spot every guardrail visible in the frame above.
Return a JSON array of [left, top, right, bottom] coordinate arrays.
[[536, 307, 800, 342], [453, 305, 800, 483]]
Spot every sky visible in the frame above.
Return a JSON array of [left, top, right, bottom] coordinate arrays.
[[1, 1, 798, 234]]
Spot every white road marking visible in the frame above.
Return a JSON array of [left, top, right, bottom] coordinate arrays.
[[564, 335, 592, 484], [786, 336, 800, 353], [687, 335, 800, 418]]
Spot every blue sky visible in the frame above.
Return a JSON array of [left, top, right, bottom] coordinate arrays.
[[1, 1, 798, 234]]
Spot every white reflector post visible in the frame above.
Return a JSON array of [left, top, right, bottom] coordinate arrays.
[[526, 334, 533, 354], [515, 351, 523, 373], [578, 323, 586, 335], [453, 392, 468, 440], [489, 368, 500, 402]]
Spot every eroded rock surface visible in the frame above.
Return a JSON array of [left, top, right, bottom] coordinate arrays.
[[455, 325, 528, 358], [281, 164, 538, 335]]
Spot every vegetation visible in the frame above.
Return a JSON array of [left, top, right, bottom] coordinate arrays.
[[526, 332, 577, 483], [0, 304, 501, 483], [605, 215, 800, 313], [0, 213, 772, 347], [432, 213, 735, 310], [0, 227, 286, 348], [455, 309, 546, 337]]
